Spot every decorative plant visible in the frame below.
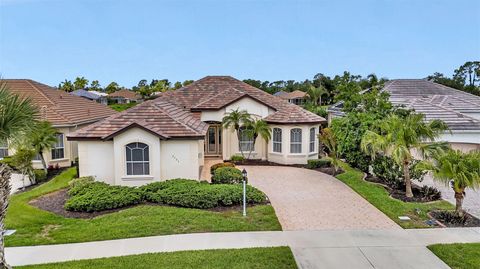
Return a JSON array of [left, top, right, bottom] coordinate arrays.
[[222, 109, 252, 158], [243, 119, 271, 159], [417, 149, 480, 216], [10, 146, 36, 187], [29, 121, 57, 173], [318, 128, 340, 175], [361, 113, 449, 198], [0, 82, 38, 268]]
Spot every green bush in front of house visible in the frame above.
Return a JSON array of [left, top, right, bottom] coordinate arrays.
[[143, 179, 267, 209], [230, 155, 245, 162], [211, 167, 244, 184], [306, 158, 332, 169], [210, 162, 235, 175], [65, 178, 143, 212]]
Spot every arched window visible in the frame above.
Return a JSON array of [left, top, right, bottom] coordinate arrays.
[[126, 142, 150, 175], [272, 128, 282, 153], [290, 128, 302, 153], [239, 127, 254, 152], [309, 127, 316, 153]]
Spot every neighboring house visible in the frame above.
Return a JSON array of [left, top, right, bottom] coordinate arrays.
[[71, 89, 108, 105], [107, 89, 142, 104], [274, 90, 308, 105], [0, 79, 116, 168], [328, 79, 480, 152], [68, 76, 326, 186]]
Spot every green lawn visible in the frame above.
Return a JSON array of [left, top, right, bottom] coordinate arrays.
[[335, 162, 453, 228], [108, 102, 137, 111], [428, 243, 480, 269], [17, 247, 297, 269], [6, 168, 281, 247]]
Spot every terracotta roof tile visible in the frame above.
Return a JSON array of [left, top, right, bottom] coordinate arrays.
[[1, 79, 116, 126], [107, 89, 141, 100]]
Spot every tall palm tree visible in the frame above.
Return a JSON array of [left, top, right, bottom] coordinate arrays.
[[361, 113, 449, 198], [417, 149, 480, 216], [244, 119, 271, 159], [0, 82, 38, 268], [222, 109, 252, 158], [307, 85, 327, 106], [29, 121, 57, 173], [319, 128, 340, 175]]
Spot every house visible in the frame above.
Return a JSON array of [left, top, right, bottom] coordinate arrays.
[[68, 76, 326, 186], [107, 89, 142, 104], [274, 90, 308, 105], [328, 79, 480, 152], [0, 79, 116, 168], [71, 89, 108, 105]]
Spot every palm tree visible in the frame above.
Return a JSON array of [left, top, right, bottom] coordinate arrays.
[[361, 113, 449, 198], [0, 82, 38, 268], [244, 119, 271, 159], [307, 85, 327, 106], [417, 149, 480, 216], [29, 121, 57, 173], [319, 128, 340, 175], [222, 109, 252, 158]]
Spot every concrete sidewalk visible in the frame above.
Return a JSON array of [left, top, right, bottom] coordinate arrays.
[[7, 228, 480, 268]]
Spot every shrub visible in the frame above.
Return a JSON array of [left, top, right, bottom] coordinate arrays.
[[143, 179, 267, 209], [420, 186, 441, 201], [210, 162, 235, 175], [211, 167, 243, 184], [306, 159, 332, 169], [34, 169, 47, 182], [65, 177, 142, 212], [230, 155, 245, 162], [372, 156, 426, 189]]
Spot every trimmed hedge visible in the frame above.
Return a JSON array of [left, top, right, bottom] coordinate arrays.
[[65, 178, 267, 212], [142, 179, 266, 209], [65, 177, 143, 212], [211, 167, 243, 184], [230, 155, 245, 162], [306, 158, 332, 169], [210, 162, 235, 175], [34, 169, 47, 182]]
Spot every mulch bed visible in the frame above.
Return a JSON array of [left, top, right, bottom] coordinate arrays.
[[430, 210, 480, 227], [365, 176, 441, 203], [309, 167, 344, 176]]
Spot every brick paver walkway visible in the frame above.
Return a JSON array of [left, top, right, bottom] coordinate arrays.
[[242, 166, 400, 230]]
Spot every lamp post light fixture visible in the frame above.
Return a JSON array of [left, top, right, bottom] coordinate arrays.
[[242, 168, 247, 217]]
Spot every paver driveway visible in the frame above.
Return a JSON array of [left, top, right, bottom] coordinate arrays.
[[242, 166, 400, 230]]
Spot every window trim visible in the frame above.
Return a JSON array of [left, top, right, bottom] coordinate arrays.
[[272, 128, 282, 153], [125, 142, 150, 176], [238, 127, 254, 152], [51, 133, 65, 160], [290, 128, 302, 154], [309, 127, 316, 153]]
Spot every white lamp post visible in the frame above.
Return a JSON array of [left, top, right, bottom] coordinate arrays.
[[242, 168, 247, 217]]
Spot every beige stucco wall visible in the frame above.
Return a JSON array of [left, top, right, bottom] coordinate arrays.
[[267, 124, 320, 164], [76, 127, 203, 186]]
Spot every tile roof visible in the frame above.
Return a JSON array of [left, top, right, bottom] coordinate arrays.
[[158, 76, 325, 124], [277, 90, 308, 100], [1, 79, 116, 127], [107, 89, 141, 100], [385, 79, 480, 131], [68, 100, 208, 140], [68, 76, 325, 140]]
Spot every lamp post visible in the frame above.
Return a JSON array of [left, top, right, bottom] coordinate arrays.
[[242, 168, 247, 217]]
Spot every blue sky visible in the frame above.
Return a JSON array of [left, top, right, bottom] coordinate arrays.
[[1, 0, 479, 87]]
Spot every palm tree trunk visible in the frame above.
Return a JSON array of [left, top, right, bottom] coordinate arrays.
[[236, 131, 245, 158], [454, 190, 465, 216], [40, 152, 48, 174], [403, 161, 413, 198], [0, 164, 12, 269]]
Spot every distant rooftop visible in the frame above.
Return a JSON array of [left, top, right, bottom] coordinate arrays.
[[71, 89, 101, 100]]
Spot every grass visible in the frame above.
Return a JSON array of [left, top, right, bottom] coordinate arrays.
[[335, 161, 453, 228], [428, 243, 480, 269], [6, 168, 281, 247], [108, 102, 137, 111], [17, 247, 297, 269]]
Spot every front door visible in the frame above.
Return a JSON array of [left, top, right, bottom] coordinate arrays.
[[206, 125, 222, 156]]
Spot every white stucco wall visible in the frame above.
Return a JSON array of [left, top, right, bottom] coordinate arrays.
[[438, 131, 480, 152], [160, 140, 201, 180], [77, 141, 115, 184]]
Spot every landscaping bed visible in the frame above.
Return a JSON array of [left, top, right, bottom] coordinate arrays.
[[429, 210, 480, 228]]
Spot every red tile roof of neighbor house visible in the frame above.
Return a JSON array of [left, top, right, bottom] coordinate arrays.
[[107, 89, 141, 100], [68, 76, 325, 140], [277, 90, 308, 100], [1, 79, 116, 127]]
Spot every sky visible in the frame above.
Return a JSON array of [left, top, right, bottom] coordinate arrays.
[[0, 0, 479, 88]]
